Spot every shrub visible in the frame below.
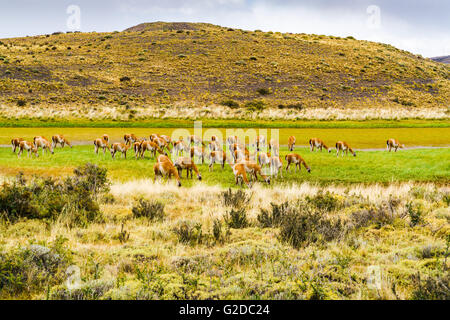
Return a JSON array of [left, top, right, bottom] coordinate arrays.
[[406, 202, 424, 227], [220, 99, 240, 109], [257, 88, 271, 95], [258, 202, 290, 228], [221, 188, 251, 209], [17, 99, 26, 107], [411, 272, 450, 300], [173, 221, 203, 246], [245, 100, 266, 111], [224, 208, 249, 229], [119, 76, 131, 82], [350, 205, 395, 229], [212, 218, 229, 244], [0, 164, 108, 226], [305, 191, 340, 212], [279, 206, 345, 248], [277, 103, 303, 110], [132, 198, 165, 221]]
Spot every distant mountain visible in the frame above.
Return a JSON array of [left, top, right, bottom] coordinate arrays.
[[431, 55, 450, 64]]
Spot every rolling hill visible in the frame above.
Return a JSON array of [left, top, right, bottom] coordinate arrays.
[[0, 22, 449, 120], [431, 55, 450, 64]]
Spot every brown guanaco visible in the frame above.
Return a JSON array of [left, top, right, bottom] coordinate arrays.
[[335, 141, 356, 157], [285, 153, 311, 173], [309, 138, 331, 153], [288, 136, 296, 152], [386, 139, 405, 152], [174, 157, 202, 180]]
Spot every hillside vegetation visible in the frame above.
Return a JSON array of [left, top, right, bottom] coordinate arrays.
[[0, 22, 449, 121]]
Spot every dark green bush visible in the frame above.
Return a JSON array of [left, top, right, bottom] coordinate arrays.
[[221, 188, 251, 209], [220, 99, 240, 109], [173, 221, 203, 246], [305, 191, 340, 212], [406, 202, 424, 227], [132, 198, 165, 221], [0, 164, 108, 226], [411, 272, 450, 300], [258, 202, 290, 228], [279, 206, 345, 249], [224, 208, 248, 229], [245, 100, 266, 111]]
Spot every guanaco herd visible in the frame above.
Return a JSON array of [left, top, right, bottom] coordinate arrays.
[[10, 133, 406, 188]]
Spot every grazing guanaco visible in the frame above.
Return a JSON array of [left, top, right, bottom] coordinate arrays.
[[149, 133, 161, 141], [140, 141, 166, 159], [52, 134, 72, 149], [17, 141, 38, 158], [230, 163, 252, 188], [123, 133, 137, 146], [153, 136, 171, 153], [154, 159, 181, 187], [269, 156, 283, 178], [34, 136, 54, 155], [257, 152, 271, 168], [157, 154, 173, 164], [11, 138, 24, 153], [335, 141, 356, 157], [110, 143, 129, 159], [187, 135, 204, 146], [190, 146, 205, 164], [174, 157, 202, 180], [285, 153, 311, 173], [208, 151, 227, 171], [240, 160, 270, 184], [159, 135, 173, 150], [94, 137, 110, 155], [288, 136, 296, 152], [309, 138, 331, 153], [386, 139, 405, 152]]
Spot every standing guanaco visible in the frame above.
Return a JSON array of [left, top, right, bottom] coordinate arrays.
[[11, 138, 24, 153], [386, 139, 405, 152], [124, 134, 137, 146], [309, 138, 331, 153], [335, 141, 356, 157], [94, 137, 110, 155], [288, 136, 296, 152], [257, 152, 271, 168], [208, 151, 227, 171], [239, 160, 270, 184], [174, 157, 202, 180], [140, 141, 166, 159], [285, 154, 311, 173], [52, 135, 72, 149], [190, 146, 205, 164], [110, 143, 129, 159], [269, 156, 283, 178]]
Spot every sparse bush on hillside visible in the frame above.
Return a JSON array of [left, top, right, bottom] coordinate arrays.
[[220, 99, 240, 109], [406, 202, 424, 227], [245, 100, 266, 111], [411, 272, 450, 300], [305, 191, 341, 212], [132, 198, 165, 221]]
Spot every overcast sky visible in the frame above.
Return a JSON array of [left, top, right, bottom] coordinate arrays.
[[0, 0, 448, 57]]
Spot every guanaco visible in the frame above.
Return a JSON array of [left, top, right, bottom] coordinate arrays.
[[208, 150, 227, 171], [174, 157, 202, 180], [269, 139, 280, 157], [157, 154, 173, 164], [17, 141, 38, 158], [140, 141, 166, 159], [154, 159, 181, 187], [240, 160, 270, 184], [285, 153, 311, 173], [34, 136, 54, 155], [335, 141, 356, 157], [288, 136, 296, 152], [309, 138, 331, 153], [111, 143, 129, 159], [269, 156, 283, 178], [52, 134, 72, 149], [124, 133, 137, 146], [257, 152, 271, 168], [253, 135, 266, 151], [11, 138, 24, 153], [230, 163, 252, 188], [173, 140, 188, 157], [190, 146, 205, 164], [386, 139, 405, 152], [102, 134, 109, 143], [94, 137, 110, 155]]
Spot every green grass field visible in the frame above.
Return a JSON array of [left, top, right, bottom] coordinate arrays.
[[1, 145, 448, 185]]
